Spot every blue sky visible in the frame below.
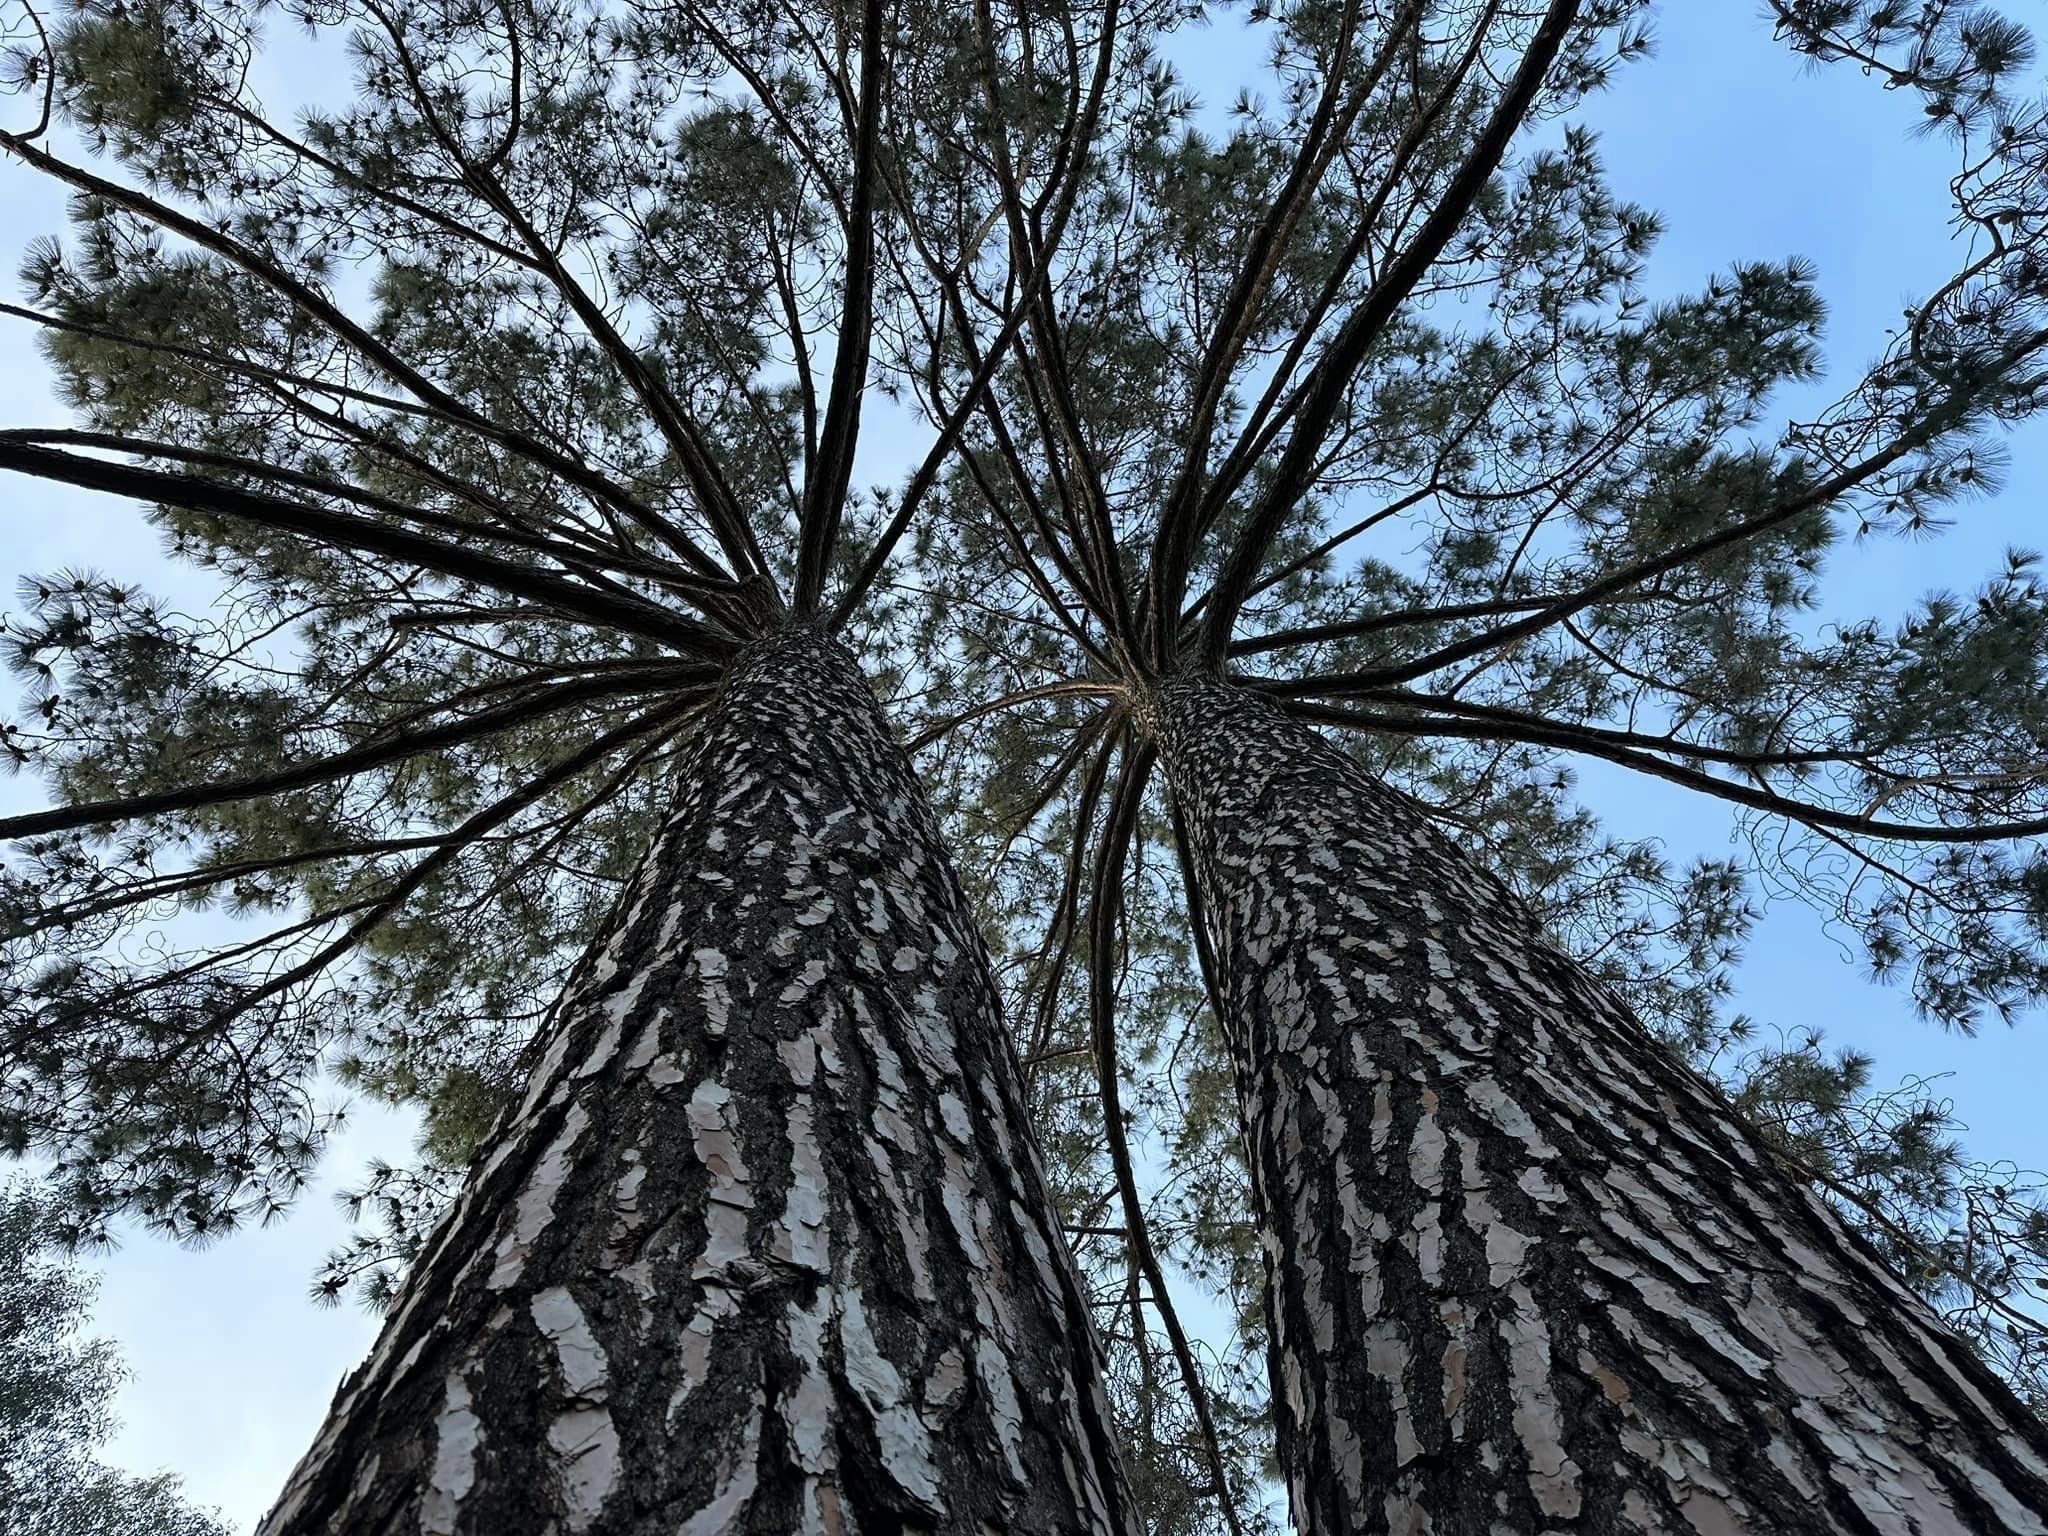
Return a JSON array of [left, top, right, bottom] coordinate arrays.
[[1569, 9, 2048, 1174], [1, 5, 2044, 1531]]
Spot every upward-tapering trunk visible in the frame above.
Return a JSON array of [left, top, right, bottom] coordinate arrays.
[[1145, 674, 2048, 1536], [261, 626, 1135, 1536]]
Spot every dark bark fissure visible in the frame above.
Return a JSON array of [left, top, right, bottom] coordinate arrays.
[[260, 626, 1135, 1536], [1146, 675, 2048, 1536]]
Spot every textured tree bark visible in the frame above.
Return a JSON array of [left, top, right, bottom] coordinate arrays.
[[1144, 673, 2048, 1536], [260, 626, 1135, 1536]]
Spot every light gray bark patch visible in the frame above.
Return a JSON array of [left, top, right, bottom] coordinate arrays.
[[420, 1372, 480, 1536], [1151, 674, 2048, 1536], [258, 627, 1135, 1536]]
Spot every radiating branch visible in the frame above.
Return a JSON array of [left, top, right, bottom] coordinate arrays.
[[1285, 697, 2048, 844], [1195, 0, 1581, 668], [1086, 738, 1243, 1535], [0, 441, 737, 658], [794, 0, 886, 616], [0, 667, 705, 841]]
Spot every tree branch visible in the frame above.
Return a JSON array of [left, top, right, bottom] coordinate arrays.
[[794, 0, 886, 616], [0, 441, 736, 657], [0, 667, 705, 841], [1285, 697, 2048, 844], [1086, 738, 1244, 1535], [1195, 0, 1581, 668]]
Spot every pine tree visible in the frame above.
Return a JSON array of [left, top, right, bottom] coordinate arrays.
[[0, 0, 1144, 1526], [264, 628, 1132, 1534], [855, 0, 2048, 1529], [1143, 676, 2048, 1530]]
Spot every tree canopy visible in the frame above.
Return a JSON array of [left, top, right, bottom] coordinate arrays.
[[2, 0, 2048, 1526], [0, 1181, 229, 1536]]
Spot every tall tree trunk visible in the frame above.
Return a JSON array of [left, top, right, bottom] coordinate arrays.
[[1144, 674, 2048, 1536], [261, 626, 1135, 1536]]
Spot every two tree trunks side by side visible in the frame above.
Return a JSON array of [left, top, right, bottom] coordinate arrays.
[[260, 626, 1136, 1536], [1149, 675, 2048, 1536]]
